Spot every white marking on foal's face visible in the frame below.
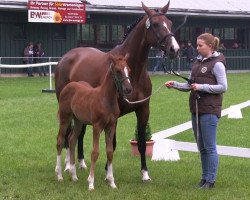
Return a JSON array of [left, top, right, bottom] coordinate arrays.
[[124, 66, 130, 83]]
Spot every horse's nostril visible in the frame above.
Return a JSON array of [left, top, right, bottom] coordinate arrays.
[[125, 87, 132, 95], [170, 46, 175, 52]]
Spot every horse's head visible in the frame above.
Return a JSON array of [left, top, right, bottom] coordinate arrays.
[[142, 1, 180, 59], [109, 53, 133, 96]]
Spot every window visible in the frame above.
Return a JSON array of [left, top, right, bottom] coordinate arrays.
[[77, 24, 94, 41], [53, 25, 66, 40], [13, 23, 26, 40], [179, 27, 193, 41], [224, 28, 235, 40], [99, 25, 109, 44], [112, 25, 124, 43]]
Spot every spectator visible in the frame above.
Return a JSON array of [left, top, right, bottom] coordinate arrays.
[[23, 42, 34, 77], [33, 42, 47, 76], [232, 42, 239, 49], [153, 49, 166, 73], [182, 40, 197, 70], [219, 43, 226, 50]]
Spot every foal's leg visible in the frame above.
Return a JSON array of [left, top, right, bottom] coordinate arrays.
[[104, 124, 117, 189], [64, 123, 72, 172], [87, 125, 102, 191], [69, 119, 83, 181], [78, 124, 87, 170], [55, 120, 71, 181], [105, 122, 117, 171]]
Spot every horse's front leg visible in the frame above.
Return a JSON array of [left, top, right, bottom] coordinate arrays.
[[104, 123, 117, 189], [87, 125, 101, 191], [78, 124, 87, 170], [136, 104, 151, 182]]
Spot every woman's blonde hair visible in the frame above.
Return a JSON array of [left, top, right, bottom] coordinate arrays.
[[197, 33, 220, 51]]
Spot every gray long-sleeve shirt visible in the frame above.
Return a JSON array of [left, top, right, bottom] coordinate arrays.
[[172, 61, 227, 94]]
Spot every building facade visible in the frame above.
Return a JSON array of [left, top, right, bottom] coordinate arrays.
[[0, 0, 250, 72]]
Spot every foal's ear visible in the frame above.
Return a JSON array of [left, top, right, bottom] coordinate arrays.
[[161, 1, 170, 13], [141, 2, 152, 16]]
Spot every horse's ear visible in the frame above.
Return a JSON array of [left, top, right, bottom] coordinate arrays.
[[141, 2, 152, 16], [160, 1, 170, 14]]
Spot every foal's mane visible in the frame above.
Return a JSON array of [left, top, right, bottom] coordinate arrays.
[[119, 15, 145, 44]]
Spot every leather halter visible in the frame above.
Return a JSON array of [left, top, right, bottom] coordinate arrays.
[[146, 12, 175, 48], [109, 62, 130, 95]]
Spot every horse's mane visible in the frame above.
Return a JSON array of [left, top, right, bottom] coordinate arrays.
[[119, 15, 145, 44]]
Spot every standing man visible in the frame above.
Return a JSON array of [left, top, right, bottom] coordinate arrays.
[[23, 42, 34, 77], [34, 42, 47, 76], [165, 33, 228, 189]]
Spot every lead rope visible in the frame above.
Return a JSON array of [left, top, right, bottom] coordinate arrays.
[[123, 83, 165, 104], [195, 98, 200, 152]]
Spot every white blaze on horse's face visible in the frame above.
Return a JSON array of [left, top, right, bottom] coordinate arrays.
[[124, 66, 130, 83], [162, 21, 180, 52]]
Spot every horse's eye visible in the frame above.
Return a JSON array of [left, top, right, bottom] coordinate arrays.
[[152, 23, 159, 28]]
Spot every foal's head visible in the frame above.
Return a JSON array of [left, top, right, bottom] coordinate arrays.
[[142, 2, 180, 59], [109, 53, 132, 96]]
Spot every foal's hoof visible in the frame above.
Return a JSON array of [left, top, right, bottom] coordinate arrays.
[[141, 170, 152, 182], [105, 177, 117, 189], [64, 164, 70, 172], [72, 176, 79, 182], [57, 175, 63, 182], [88, 185, 94, 191], [79, 159, 87, 170]]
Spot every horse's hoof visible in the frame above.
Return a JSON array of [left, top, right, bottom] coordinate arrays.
[[141, 170, 152, 182], [79, 159, 87, 170]]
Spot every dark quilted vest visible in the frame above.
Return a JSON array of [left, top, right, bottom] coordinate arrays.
[[189, 53, 226, 118]]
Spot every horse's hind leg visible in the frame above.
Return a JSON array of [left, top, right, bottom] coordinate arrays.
[[69, 119, 83, 181], [136, 106, 151, 182], [78, 124, 87, 170], [104, 124, 117, 189]]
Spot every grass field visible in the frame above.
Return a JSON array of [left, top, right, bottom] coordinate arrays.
[[0, 73, 250, 200]]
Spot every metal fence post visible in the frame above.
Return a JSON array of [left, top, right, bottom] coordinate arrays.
[[49, 57, 52, 90], [0, 57, 1, 75]]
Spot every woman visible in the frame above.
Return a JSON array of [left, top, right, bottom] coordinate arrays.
[[165, 33, 227, 189]]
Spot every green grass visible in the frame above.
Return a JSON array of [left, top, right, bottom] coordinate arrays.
[[0, 74, 250, 200]]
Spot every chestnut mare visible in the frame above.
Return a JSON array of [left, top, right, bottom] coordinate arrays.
[[55, 54, 132, 190], [55, 2, 180, 181]]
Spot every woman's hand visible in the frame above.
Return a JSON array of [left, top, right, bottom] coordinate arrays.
[[165, 81, 174, 88], [191, 83, 201, 91]]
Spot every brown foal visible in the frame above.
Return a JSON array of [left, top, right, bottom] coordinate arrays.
[[55, 54, 132, 190]]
